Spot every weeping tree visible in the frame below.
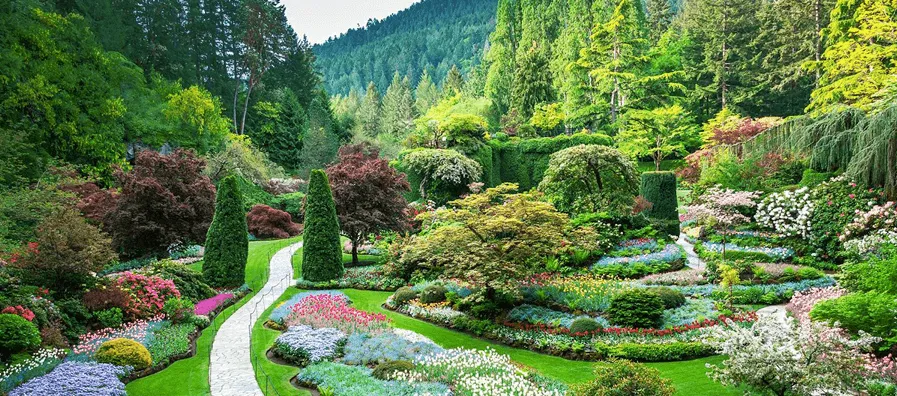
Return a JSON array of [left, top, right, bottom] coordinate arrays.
[[538, 144, 640, 215], [849, 104, 897, 198]]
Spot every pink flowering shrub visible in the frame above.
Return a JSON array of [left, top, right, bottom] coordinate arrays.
[[2, 306, 35, 321], [194, 293, 234, 316], [113, 272, 180, 318], [786, 287, 848, 325], [841, 201, 897, 242], [283, 294, 389, 334], [71, 314, 165, 357], [684, 187, 761, 227], [867, 354, 897, 383]]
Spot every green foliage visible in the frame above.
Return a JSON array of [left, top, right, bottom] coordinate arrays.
[[640, 172, 680, 236], [247, 88, 308, 171], [203, 175, 249, 288], [392, 287, 418, 306], [572, 359, 675, 396], [619, 106, 698, 171], [371, 360, 414, 380], [270, 192, 306, 222], [607, 289, 665, 328], [301, 170, 343, 282], [204, 136, 285, 188], [95, 308, 124, 329], [651, 287, 686, 309], [569, 317, 602, 334], [399, 148, 482, 204], [151, 260, 217, 302], [841, 248, 897, 294], [95, 338, 152, 371], [0, 314, 40, 357], [419, 285, 448, 304], [162, 298, 196, 325], [811, 292, 897, 344], [539, 145, 640, 215]]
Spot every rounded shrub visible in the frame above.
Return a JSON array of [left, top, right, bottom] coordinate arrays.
[[392, 287, 418, 306], [572, 358, 674, 396], [639, 172, 680, 236], [372, 360, 414, 380], [246, 204, 302, 239], [651, 287, 686, 309], [607, 289, 665, 329], [94, 338, 152, 370], [569, 317, 602, 334], [0, 313, 40, 357], [162, 297, 195, 324], [419, 284, 448, 304], [302, 170, 344, 282], [203, 175, 249, 288]]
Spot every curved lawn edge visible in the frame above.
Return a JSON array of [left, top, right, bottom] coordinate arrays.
[[125, 237, 302, 396], [249, 286, 740, 395]]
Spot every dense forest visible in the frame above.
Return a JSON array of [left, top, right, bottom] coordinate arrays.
[[313, 0, 497, 96]]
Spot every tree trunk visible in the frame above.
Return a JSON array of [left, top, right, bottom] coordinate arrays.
[[240, 80, 254, 135], [351, 240, 359, 266], [232, 80, 241, 132], [887, 136, 897, 200]]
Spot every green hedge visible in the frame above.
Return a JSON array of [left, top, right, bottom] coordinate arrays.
[[640, 172, 680, 236], [301, 170, 343, 282], [396, 132, 612, 201], [203, 175, 249, 288]]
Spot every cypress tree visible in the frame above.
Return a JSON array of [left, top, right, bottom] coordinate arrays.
[[640, 171, 680, 236], [203, 175, 249, 288], [301, 170, 343, 281]]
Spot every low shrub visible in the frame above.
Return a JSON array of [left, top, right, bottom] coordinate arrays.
[[0, 314, 40, 357], [342, 332, 442, 366], [95, 308, 124, 329], [419, 284, 448, 304], [606, 290, 665, 329], [392, 287, 418, 306], [246, 204, 302, 239], [371, 360, 414, 380], [273, 325, 346, 367], [82, 286, 131, 312], [651, 287, 686, 309], [162, 298, 195, 324], [270, 191, 305, 221], [598, 342, 714, 361], [811, 292, 897, 343], [569, 317, 602, 334], [94, 338, 152, 371], [113, 272, 181, 318], [146, 323, 195, 366], [151, 261, 216, 302], [572, 358, 675, 396]]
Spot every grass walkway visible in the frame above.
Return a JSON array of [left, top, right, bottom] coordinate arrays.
[[126, 237, 301, 396]]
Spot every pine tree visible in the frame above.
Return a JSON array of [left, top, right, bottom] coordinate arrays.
[[442, 65, 465, 98], [301, 170, 343, 282], [415, 70, 441, 114], [485, 0, 523, 118], [381, 73, 416, 137], [203, 175, 249, 288], [357, 82, 382, 137], [512, 41, 555, 118], [645, 0, 672, 42]]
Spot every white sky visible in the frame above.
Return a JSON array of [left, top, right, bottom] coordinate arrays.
[[283, 0, 421, 44]]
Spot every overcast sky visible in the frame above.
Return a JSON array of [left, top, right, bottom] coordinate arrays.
[[283, 0, 420, 44]]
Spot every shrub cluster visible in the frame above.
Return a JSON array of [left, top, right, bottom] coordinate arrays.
[[640, 172, 680, 236], [94, 338, 152, 371], [606, 290, 665, 329], [246, 204, 301, 239], [0, 313, 40, 357]]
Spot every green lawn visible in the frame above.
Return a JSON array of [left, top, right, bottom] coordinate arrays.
[[639, 159, 685, 173], [250, 287, 740, 395], [126, 237, 301, 396]]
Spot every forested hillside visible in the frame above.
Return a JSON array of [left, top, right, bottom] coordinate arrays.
[[313, 0, 497, 96]]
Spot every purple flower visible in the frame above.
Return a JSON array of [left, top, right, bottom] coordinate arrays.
[[194, 293, 234, 316], [10, 362, 127, 396]]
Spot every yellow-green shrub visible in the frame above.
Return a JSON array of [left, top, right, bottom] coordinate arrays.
[[95, 338, 152, 370]]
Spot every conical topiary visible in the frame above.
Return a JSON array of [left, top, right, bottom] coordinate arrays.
[[203, 175, 249, 287], [640, 171, 680, 236], [301, 170, 343, 282]]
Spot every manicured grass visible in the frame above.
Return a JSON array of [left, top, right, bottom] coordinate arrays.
[[251, 287, 308, 395], [639, 159, 685, 173], [250, 287, 740, 395], [126, 237, 301, 396], [291, 236, 378, 279]]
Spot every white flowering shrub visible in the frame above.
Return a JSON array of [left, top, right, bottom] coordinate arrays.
[[755, 187, 814, 238], [843, 230, 897, 256]]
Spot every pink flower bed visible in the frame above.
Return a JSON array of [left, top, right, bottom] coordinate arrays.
[[114, 271, 180, 318], [786, 287, 848, 325], [194, 293, 234, 316], [283, 294, 389, 334], [867, 354, 897, 383], [71, 314, 166, 357]]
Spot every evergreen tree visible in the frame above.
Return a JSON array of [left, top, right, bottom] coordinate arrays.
[[203, 175, 249, 288], [358, 82, 382, 137], [248, 88, 307, 171], [442, 65, 466, 98], [485, 0, 523, 118], [553, 0, 605, 132], [645, 0, 672, 42], [415, 70, 441, 114], [299, 126, 339, 177], [301, 170, 343, 282], [807, 0, 897, 113], [381, 73, 416, 137], [512, 42, 555, 118]]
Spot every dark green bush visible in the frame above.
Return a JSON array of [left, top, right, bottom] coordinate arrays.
[[301, 170, 343, 282], [811, 292, 897, 343], [569, 317, 602, 334], [203, 175, 249, 288], [162, 297, 196, 324], [95, 308, 123, 329], [640, 172, 679, 236], [371, 360, 414, 380], [0, 314, 40, 357], [392, 287, 418, 305], [571, 358, 674, 396], [155, 260, 216, 301], [651, 287, 686, 309], [607, 289, 665, 329], [270, 192, 306, 222], [419, 284, 448, 304], [56, 298, 91, 342]]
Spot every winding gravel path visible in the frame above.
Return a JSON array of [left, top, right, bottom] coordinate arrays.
[[209, 242, 302, 396], [676, 233, 706, 270]]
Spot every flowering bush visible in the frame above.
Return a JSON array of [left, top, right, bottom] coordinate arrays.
[[807, 176, 884, 259], [786, 287, 848, 325], [9, 362, 128, 396], [283, 294, 389, 334], [2, 306, 35, 322], [71, 315, 166, 358], [756, 187, 814, 238], [296, 361, 451, 395], [640, 268, 706, 286], [843, 230, 897, 256], [113, 272, 180, 318], [274, 325, 346, 366], [270, 291, 348, 324], [342, 331, 443, 365], [0, 348, 65, 393], [841, 202, 897, 243], [684, 187, 761, 227], [193, 293, 233, 316], [393, 347, 566, 396]]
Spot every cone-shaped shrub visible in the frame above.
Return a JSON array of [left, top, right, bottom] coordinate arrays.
[[302, 170, 343, 282], [203, 175, 249, 287], [640, 172, 680, 235]]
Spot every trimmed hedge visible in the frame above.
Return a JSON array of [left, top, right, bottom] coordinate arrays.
[[0, 314, 40, 357], [640, 172, 679, 236], [203, 175, 249, 288], [301, 170, 343, 282]]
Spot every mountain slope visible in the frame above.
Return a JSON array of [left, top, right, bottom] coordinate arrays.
[[313, 0, 497, 95]]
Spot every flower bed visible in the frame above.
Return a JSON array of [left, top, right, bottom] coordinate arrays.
[[0, 348, 65, 394], [296, 361, 451, 396], [698, 242, 794, 262], [506, 304, 609, 329], [270, 290, 348, 324], [520, 273, 634, 313], [146, 322, 196, 367], [70, 315, 167, 359], [591, 243, 686, 278], [194, 293, 234, 316], [9, 362, 128, 396], [663, 277, 836, 304], [342, 331, 443, 365], [283, 294, 389, 334], [273, 325, 346, 366], [295, 266, 405, 291], [640, 268, 707, 286]]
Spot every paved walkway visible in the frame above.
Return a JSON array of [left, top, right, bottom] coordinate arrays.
[[209, 242, 302, 396], [756, 304, 789, 323], [676, 233, 706, 270]]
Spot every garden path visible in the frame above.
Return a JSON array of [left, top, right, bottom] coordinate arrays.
[[209, 242, 302, 396], [676, 233, 706, 270], [756, 304, 789, 323]]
